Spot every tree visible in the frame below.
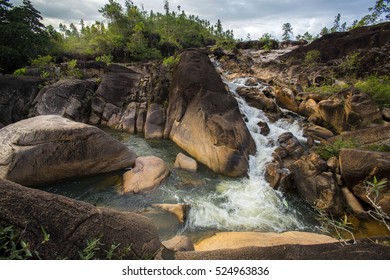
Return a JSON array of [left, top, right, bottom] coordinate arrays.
[[368, 0, 390, 22], [282, 22, 293, 41]]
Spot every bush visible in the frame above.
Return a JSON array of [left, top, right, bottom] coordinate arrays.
[[304, 50, 321, 65], [355, 75, 390, 107], [305, 83, 350, 97], [13, 67, 26, 76], [314, 138, 359, 160], [65, 59, 83, 79], [96, 54, 113, 65], [162, 55, 179, 69], [31, 55, 54, 68], [339, 52, 362, 74]]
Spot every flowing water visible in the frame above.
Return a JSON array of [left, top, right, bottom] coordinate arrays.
[[37, 75, 320, 241]]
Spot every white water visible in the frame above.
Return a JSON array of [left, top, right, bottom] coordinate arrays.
[[185, 76, 309, 232]]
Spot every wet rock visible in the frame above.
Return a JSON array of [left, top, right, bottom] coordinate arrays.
[[290, 153, 343, 215], [0, 115, 136, 186], [152, 204, 188, 224], [236, 87, 279, 113], [275, 87, 299, 113], [162, 236, 194, 252], [0, 179, 161, 260], [194, 232, 338, 251], [340, 187, 367, 218], [264, 162, 293, 191], [121, 102, 137, 133], [174, 153, 197, 172], [136, 108, 147, 133], [277, 132, 305, 159], [145, 103, 165, 139], [164, 49, 256, 177], [257, 121, 270, 136], [122, 156, 169, 194]]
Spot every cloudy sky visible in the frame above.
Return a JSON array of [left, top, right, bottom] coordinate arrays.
[[10, 0, 376, 39]]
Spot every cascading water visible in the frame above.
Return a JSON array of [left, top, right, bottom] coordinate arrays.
[[184, 76, 311, 232]]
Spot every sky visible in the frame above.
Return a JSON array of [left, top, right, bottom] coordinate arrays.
[[9, 0, 377, 40]]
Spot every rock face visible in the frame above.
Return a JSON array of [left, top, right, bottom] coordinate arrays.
[[290, 153, 343, 215], [0, 179, 161, 259], [29, 79, 96, 123], [0, 115, 136, 186], [122, 156, 169, 194], [275, 87, 299, 113], [164, 49, 256, 177], [144, 103, 165, 139], [162, 236, 194, 252], [194, 232, 338, 251], [0, 76, 47, 126], [152, 204, 188, 223]]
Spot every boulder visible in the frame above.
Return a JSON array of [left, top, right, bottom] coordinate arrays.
[[275, 87, 299, 113], [0, 179, 161, 260], [327, 125, 390, 147], [194, 232, 337, 251], [164, 49, 256, 177], [257, 121, 270, 136], [339, 149, 390, 187], [29, 79, 95, 123], [353, 182, 390, 217], [162, 236, 194, 252], [304, 124, 334, 142], [0, 76, 47, 126], [318, 88, 382, 133], [122, 156, 169, 194], [264, 162, 293, 191], [340, 187, 366, 217], [383, 107, 390, 122], [290, 153, 344, 215], [174, 153, 197, 172], [136, 108, 147, 133], [236, 87, 279, 113], [299, 98, 320, 118], [121, 102, 138, 134], [144, 103, 165, 139], [277, 132, 305, 159], [152, 204, 188, 224], [0, 115, 136, 186]]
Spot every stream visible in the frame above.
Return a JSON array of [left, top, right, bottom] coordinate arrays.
[[37, 75, 321, 242]]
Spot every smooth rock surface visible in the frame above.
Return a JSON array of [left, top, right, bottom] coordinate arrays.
[[174, 153, 197, 172], [0, 115, 136, 186], [152, 204, 188, 223], [162, 236, 194, 252]]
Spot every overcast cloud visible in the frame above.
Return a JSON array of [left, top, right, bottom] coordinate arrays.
[[9, 0, 376, 39]]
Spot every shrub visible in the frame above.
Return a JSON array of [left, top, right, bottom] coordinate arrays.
[[339, 52, 362, 74], [305, 83, 350, 97], [13, 67, 26, 76], [65, 59, 83, 79], [304, 50, 321, 65], [162, 55, 179, 69], [314, 138, 359, 160], [31, 55, 54, 68], [355, 75, 390, 107], [96, 54, 113, 65]]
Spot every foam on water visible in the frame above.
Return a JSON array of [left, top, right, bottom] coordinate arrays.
[[185, 76, 309, 232]]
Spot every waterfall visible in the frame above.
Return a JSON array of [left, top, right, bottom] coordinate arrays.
[[185, 76, 310, 232]]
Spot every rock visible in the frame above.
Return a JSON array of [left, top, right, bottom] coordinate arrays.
[[340, 187, 367, 218], [0, 179, 161, 260], [0, 115, 136, 186], [77, 60, 106, 78], [383, 107, 390, 122], [326, 157, 339, 173], [194, 232, 338, 251], [174, 240, 390, 260], [121, 102, 137, 133], [96, 72, 141, 107], [339, 149, 390, 187], [122, 156, 169, 194], [0, 76, 47, 126], [327, 125, 390, 147], [277, 132, 305, 159], [304, 124, 334, 142], [257, 121, 270, 136], [299, 98, 320, 118], [264, 162, 293, 191], [162, 236, 194, 252], [29, 79, 96, 123], [275, 87, 299, 113], [152, 204, 188, 224], [236, 87, 279, 113], [164, 49, 256, 177], [318, 88, 382, 133], [106, 63, 138, 74], [136, 108, 147, 133], [174, 153, 197, 172], [353, 182, 390, 217], [145, 103, 165, 139], [290, 153, 343, 215]]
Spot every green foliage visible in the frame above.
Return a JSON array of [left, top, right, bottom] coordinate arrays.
[[314, 139, 359, 160], [259, 33, 276, 51], [304, 50, 321, 65], [0, 225, 39, 260], [31, 55, 54, 67], [96, 54, 113, 65], [162, 54, 179, 68], [65, 59, 83, 78], [282, 22, 293, 41], [365, 176, 388, 198], [13, 67, 26, 76], [354, 75, 390, 107], [305, 83, 350, 97], [339, 52, 362, 75]]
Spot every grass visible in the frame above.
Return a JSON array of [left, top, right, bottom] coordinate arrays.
[[305, 83, 350, 97], [314, 138, 359, 160], [354, 75, 390, 107]]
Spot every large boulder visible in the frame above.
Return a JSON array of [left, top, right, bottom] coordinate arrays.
[[275, 87, 299, 113], [290, 153, 344, 215], [0, 76, 47, 126], [122, 156, 169, 194], [0, 115, 136, 186], [29, 79, 96, 123], [164, 49, 256, 177], [174, 153, 197, 172], [144, 103, 165, 139], [0, 179, 161, 259]]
